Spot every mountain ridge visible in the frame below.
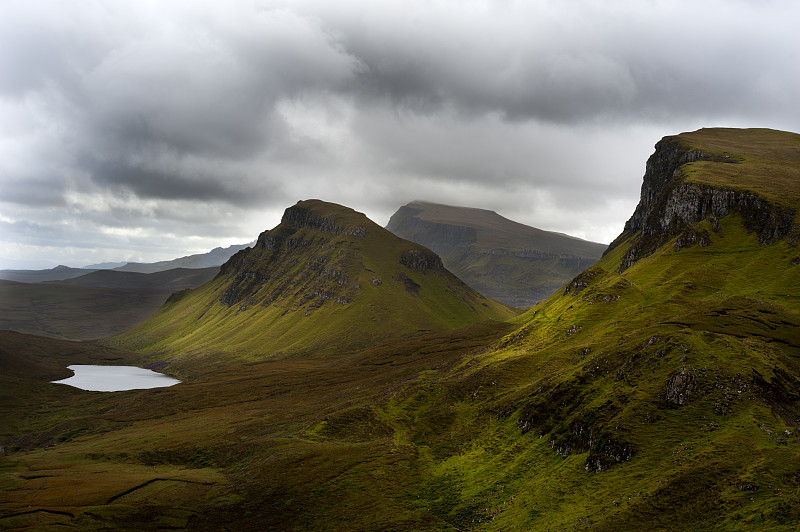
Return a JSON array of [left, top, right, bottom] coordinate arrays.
[[113, 242, 254, 273], [114, 199, 516, 366], [386, 200, 607, 307]]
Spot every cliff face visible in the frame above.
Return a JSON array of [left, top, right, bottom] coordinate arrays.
[[219, 201, 443, 309], [611, 136, 796, 271]]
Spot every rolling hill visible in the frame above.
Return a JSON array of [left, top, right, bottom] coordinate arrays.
[[386, 201, 606, 307], [3, 128, 800, 530], [48, 267, 218, 290], [113, 199, 516, 365], [0, 268, 220, 340], [0, 265, 97, 283]]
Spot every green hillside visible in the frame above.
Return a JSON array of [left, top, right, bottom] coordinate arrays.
[[114, 199, 515, 366], [3, 128, 800, 530], [387, 201, 606, 307], [357, 127, 800, 530]]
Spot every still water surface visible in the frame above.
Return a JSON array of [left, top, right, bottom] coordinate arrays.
[[51, 365, 181, 392]]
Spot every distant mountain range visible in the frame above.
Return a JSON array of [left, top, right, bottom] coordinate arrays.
[[387, 201, 607, 307], [113, 243, 254, 273], [0, 242, 253, 283]]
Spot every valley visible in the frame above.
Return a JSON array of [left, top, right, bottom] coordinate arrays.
[[2, 127, 800, 530]]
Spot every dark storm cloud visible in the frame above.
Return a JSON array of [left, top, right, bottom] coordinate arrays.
[[330, 0, 798, 124], [1, 0, 799, 269]]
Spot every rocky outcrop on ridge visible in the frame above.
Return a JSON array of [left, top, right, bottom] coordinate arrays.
[[610, 136, 796, 271]]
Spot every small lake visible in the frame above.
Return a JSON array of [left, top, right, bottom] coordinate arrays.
[[51, 365, 181, 392]]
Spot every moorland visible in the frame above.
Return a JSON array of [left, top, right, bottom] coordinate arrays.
[[2, 127, 800, 530]]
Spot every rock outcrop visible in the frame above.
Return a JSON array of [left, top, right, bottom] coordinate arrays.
[[609, 136, 796, 271]]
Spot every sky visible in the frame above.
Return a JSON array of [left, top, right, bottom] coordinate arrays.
[[1, 0, 799, 269]]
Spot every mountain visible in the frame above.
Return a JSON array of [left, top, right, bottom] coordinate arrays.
[[0, 264, 97, 283], [114, 199, 516, 364], [386, 200, 606, 307], [83, 261, 127, 269], [0, 243, 250, 281], [114, 242, 253, 273]]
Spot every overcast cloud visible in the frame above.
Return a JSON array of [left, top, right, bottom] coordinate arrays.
[[1, 0, 799, 269]]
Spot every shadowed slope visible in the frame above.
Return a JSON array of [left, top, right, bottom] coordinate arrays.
[[387, 201, 606, 307]]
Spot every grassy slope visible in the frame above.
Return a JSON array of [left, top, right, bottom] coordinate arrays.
[[678, 128, 800, 209], [375, 215, 800, 530], [114, 200, 515, 367], [351, 128, 800, 530]]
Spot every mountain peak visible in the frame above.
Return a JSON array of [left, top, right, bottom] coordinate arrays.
[[118, 200, 514, 362], [611, 128, 798, 271], [272, 199, 368, 239], [387, 200, 607, 307]]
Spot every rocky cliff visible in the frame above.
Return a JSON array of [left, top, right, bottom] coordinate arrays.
[[610, 132, 797, 271]]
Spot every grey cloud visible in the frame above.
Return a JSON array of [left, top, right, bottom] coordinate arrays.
[[1, 0, 800, 268], [324, 0, 799, 124]]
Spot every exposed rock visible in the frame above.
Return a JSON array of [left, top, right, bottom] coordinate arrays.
[[399, 249, 444, 272], [663, 368, 696, 406], [395, 272, 421, 294], [281, 204, 367, 238], [517, 383, 634, 473], [563, 268, 602, 295], [585, 437, 634, 473], [675, 227, 712, 251], [609, 137, 796, 271]]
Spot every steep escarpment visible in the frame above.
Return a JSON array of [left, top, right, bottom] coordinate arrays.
[[115, 199, 514, 364], [611, 129, 797, 271], [387, 201, 606, 307]]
